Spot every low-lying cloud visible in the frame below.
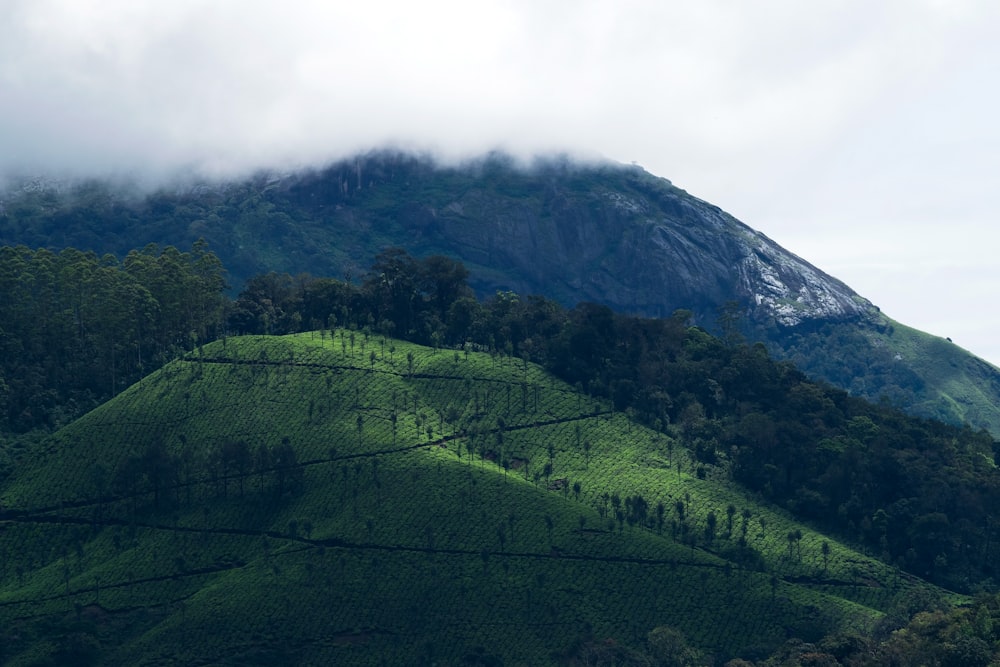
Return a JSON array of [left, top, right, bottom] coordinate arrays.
[[1, 1, 990, 181], [3, 0, 1000, 364]]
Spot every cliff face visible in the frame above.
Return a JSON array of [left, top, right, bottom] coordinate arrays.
[[4, 152, 998, 434], [0, 154, 872, 329], [271, 154, 999, 434], [338, 158, 874, 328]]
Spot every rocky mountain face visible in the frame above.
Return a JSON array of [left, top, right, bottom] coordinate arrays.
[[2, 152, 998, 433], [0, 153, 876, 329], [418, 166, 872, 328], [267, 154, 876, 330]]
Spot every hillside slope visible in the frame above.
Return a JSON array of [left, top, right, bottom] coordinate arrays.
[[2, 152, 999, 435], [0, 332, 932, 665]]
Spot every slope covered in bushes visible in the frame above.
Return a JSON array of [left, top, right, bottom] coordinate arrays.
[[0, 331, 933, 665]]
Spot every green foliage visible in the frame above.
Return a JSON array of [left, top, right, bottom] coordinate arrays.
[[6, 155, 1000, 441], [223, 252, 998, 594], [0, 241, 226, 433], [0, 331, 932, 665], [5, 243, 997, 597], [762, 315, 1000, 436], [0, 230, 997, 662]]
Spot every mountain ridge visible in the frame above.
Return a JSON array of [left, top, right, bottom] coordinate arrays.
[[1, 150, 997, 435], [0, 329, 952, 665], [270, 154, 874, 327]]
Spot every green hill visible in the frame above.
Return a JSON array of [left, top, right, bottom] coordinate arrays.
[[5, 153, 1000, 438], [0, 331, 948, 665], [765, 312, 1000, 434]]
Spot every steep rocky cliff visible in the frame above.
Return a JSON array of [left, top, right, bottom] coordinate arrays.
[[416, 163, 873, 328], [267, 154, 876, 331], [2, 152, 997, 433]]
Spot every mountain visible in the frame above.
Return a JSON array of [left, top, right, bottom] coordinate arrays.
[[2, 152, 999, 434], [0, 331, 952, 665]]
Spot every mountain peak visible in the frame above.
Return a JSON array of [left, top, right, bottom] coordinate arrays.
[[2, 150, 997, 433]]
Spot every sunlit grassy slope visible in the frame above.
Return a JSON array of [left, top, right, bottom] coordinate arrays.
[[872, 316, 1000, 431], [0, 331, 949, 665]]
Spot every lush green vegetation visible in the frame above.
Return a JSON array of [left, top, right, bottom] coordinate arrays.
[[1, 242, 999, 663], [0, 330, 963, 665], [0, 242, 226, 434], [4, 153, 1000, 440], [2, 242, 998, 574], [223, 250, 1000, 595], [764, 314, 1000, 433]]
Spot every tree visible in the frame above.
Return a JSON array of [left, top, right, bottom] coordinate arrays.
[[273, 437, 302, 496], [716, 299, 745, 347], [222, 439, 252, 497], [705, 511, 718, 545], [725, 504, 737, 537], [420, 254, 472, 328], [140, 436, 175, 508], [647, 625, 701, 667], [254, 442, 272, 494], [741, 508, 752, 538], [465, 434, 475, 465], [363, 247, 420, 336], [792, 529, 803, 559], [627, 494, 649, 529]]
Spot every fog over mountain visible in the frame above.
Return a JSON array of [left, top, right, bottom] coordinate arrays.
[[2, 0, 999, 365]]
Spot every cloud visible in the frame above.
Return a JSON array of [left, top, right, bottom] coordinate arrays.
[[1, 0, 983, 177], [2, 0, 1000, 363], [0, 2, 989, 174]]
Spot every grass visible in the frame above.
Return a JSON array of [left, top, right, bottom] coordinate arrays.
[[0, 330, 956, 665], [867, 315, 1000, 431]]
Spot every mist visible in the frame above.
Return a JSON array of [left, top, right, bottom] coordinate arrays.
[[0, 1, 643, 181], [3, 0, 1000, 365]]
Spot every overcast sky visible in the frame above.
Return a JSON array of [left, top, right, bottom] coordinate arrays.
[[2, 1, 999, 365]]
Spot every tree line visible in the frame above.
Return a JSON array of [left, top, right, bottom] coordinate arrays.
[[0, 241, 226, 433], [3, 242, 999, 592], [225, 248, 1000, 593]]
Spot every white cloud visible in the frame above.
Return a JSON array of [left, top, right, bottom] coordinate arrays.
[[2, 0, 999, 364]]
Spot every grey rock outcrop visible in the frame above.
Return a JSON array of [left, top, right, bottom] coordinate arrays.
[[386, 161, 874, 328]]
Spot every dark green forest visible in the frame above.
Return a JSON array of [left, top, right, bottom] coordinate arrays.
[[5, 155, 1000, 439], [0, 241, 226, 435], [2, 151, 1000, 663], [223, 249, 1000, 596], [3, 242, 998, 605]]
